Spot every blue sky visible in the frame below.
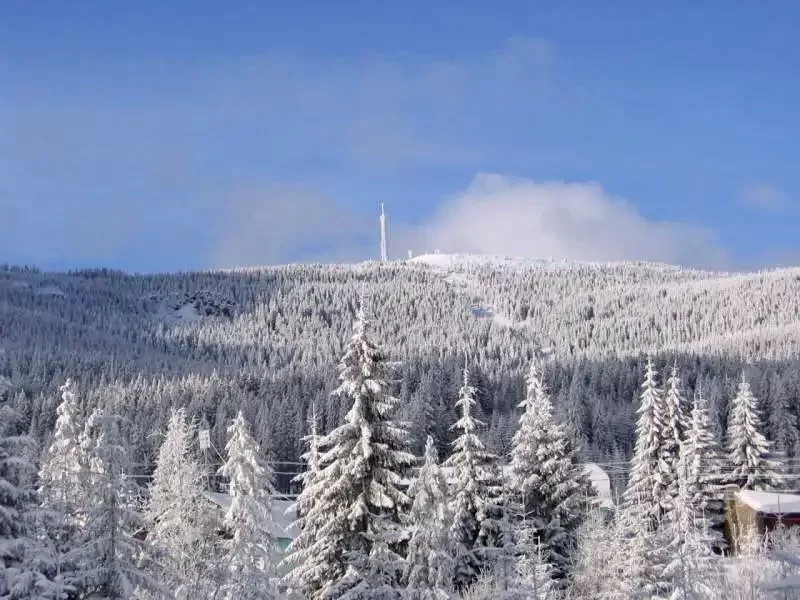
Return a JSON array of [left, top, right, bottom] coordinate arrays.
[[1, 1, 798, 272]]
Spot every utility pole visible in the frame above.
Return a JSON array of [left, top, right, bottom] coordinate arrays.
[[198, 415, 212, 491]]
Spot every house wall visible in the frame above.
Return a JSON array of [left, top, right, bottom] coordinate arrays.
[[724, 495, 800, 553], [724, 496, 760, 553]]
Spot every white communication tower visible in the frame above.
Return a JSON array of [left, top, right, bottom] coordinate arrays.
[[380, 203, 388, 262]]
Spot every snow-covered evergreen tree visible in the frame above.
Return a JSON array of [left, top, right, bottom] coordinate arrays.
[[294, 402, 321, 522], [77, 409, 162, 599], [283, 403, 327, 596], [460, 535, 554, 600], [570, 508, 620, 600], [660, 365, 690, 517], [283, 302, 414, 599], [323, 539, 406, 600], [515, 538, 556, 600], [768, 373, 800, 462], [38, 378, 86, 518], [507, 359, 591, 580], [682, 388, 726, 543], [614, 498, 665, 599], [663, 440, 722, 599], [146, 408, 220, 598], [0, 403, 63, 599], [37, 378, 88, 594], [727, 373, 784, 491], [488, 490, 521, 596], [282, 414, 337, 597], [624, 359, 666, 522], [218, 411, 278, 600], [404, 435, 453, 599], [445, 366, 503, 590]]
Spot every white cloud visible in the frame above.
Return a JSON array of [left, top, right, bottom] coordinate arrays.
[[404, 174, 729, 268], [213, 175, 731, 270], [741, 182, 792, 211]]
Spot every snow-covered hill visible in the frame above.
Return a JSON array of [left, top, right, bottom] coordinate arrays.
[[2, 255, 799, 473], [408, 253, 800, 359], [2, 255, 799, 377]]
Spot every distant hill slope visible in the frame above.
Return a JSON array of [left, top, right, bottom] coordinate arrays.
[[411, 253, 800, 359], [2, 256, 799, 474], [1, 256, 799, 378]]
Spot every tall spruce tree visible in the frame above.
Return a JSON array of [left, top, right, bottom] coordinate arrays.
[[282, 402, 335, 598], [78, 409, 162, 599], [624, 359, 666, 522], [682, 388, 726, 543], [218, 411, 279, 600], [38, 379, 86, 520], [769, 374, 800, 461], [507, 359, 592, 580], [514, 537, 556, 600], [283, 302, 414, 599], [0, 403, 62, 599], [292, 402, 321, 523], [662, 442, 722, 599], [444, 365, 503, 590], [659, 365, 690, 517], [146, 408, 220, 598], [404, 436, 453, 599], [570, 508, 626, 600], [614, 497, 666, 599], [37, 378, 88, 594], [727, 373, 784, 491]]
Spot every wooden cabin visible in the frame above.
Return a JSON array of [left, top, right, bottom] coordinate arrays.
[[724, 487, 800, 552]]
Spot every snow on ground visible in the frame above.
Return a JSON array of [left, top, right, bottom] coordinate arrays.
[[411, 253, 540, 270], [412, 253, 520, 328], [174, 303, 202, 323], [410, 253, 465, 269], [154, 301, 203, 324], [471, 304, 514, 327], [36, 285, 65, 297]]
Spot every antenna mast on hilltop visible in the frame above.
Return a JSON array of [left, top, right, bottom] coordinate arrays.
[[380, 203, 388, 262]]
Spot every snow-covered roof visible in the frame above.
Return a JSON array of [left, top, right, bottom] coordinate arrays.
[[202, 491, 298, 540], [736, 489, 800, 514], [584, 463, 614, 509]]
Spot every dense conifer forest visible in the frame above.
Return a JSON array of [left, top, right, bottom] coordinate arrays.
[[4, 254, 800, 598], [2, 255, 799, 483]]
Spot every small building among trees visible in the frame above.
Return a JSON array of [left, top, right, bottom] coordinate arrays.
[[725, 488, 800, 552], [203, 491, 297, 550]]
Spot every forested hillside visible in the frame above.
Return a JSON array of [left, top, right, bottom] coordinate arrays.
[[2, 255, 800, 489]]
